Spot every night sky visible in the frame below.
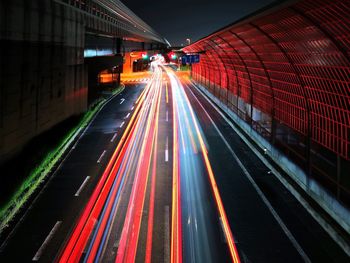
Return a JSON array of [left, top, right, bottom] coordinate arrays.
[[122, 0, 278, 46]]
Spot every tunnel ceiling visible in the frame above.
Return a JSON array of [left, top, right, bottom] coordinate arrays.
[[183, 0, 350, 160]]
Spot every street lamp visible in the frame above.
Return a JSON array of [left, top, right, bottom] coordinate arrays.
[[186, 38, 191, 45]]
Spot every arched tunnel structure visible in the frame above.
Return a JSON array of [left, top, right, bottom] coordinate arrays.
[[183, 0, 350, 231]]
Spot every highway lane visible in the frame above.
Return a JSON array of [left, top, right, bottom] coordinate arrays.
[[111, 64, 173, 263], [181, 77, 350, 262], [58, 64, 170, 262], [0, 84, 144, 262], [57, 63, 239, 263], [166, 67, 237, 263], [1, 63, 349, 263], [0, 63, 235, 263]]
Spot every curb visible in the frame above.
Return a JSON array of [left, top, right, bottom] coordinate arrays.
[[0, 85, 125, 239]]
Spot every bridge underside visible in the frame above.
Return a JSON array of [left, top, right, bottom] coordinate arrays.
[[183, 0, 350, 232], [0, 0, 165, 162]]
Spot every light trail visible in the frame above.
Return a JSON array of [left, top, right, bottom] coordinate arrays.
[[144, 74, 162, 263], [166, 81, 169, 104], [171, 77, 183, 263], [59, 114, 140, 262], [165, 67, 241, 263], [183, 77, 240, 263], [94, 69, 160, 262], [116, 65, 163, 263], [59, 69, 158, 263], [59, 63, 241, 263]]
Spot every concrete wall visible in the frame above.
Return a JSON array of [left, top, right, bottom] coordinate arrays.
[[0, 0, 87, 162]]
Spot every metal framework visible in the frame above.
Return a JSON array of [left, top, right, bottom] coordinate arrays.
[[56, 0, 165, 43], [183, 0, 350, 204]]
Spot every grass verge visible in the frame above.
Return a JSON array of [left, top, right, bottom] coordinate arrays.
[[0, 85, 124, 235]]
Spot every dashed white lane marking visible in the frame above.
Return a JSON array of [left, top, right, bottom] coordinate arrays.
[[120, 121, 125, 128], [97, 150, 106, 163], [165, 136, 169, 162], [125, 113, 130, 119], [0, 87, 126, 255], [32, 221, 62, 261], [166, 110, 169, 122], [120, 98, 125, 104], [131, 106, 134, 110], [74, 176, 91, 197], [110, 133, 118, 143]]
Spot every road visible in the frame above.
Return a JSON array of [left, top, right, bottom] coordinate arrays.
[[0, 63, 349, 262], [0, 82, 145, 261]]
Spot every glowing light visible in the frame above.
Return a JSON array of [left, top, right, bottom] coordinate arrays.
[[171, 80, 183, 263], [165, 67, 241, 263], [115, 66, 163, 263], [169, 52, 177, 60], [59, 71, 155, 263]]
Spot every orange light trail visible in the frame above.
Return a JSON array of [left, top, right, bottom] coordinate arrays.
[[171, 75, 183, 263], [165, 67, 240, 263], [60, 63, 240, 263], [59, 69, 155, 263], [181, 77, 241, 263], [115, 65, 163, 263], [144, 75, 162, 263], [166, 81, 169, 104]]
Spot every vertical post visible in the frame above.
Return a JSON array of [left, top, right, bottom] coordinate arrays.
[[189, 63, 192, 79], [306, 135, 311, 190], [271, 116, 276, 144], [116, 38, 122, 54], [337, 154, 341, 199]]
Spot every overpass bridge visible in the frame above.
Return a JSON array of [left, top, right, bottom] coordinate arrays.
[[0, 0, 166, 161]]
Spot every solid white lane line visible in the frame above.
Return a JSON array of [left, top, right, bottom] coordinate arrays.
[[110, 133, 118, 143], [166, 110, 169, 122], [188, 85, 311, 263], [164, 206, 170, 263], [120, 121, 125, 128], [32, 221, 62, 261], [165, 136, 169, 162], [74, 176, 90, 197], [97, 150, 106, 163], [125, 113, 130, 119], [120, 98, 125, 104]]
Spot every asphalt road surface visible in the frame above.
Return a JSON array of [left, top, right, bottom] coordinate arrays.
[[0, 63, 349, 263]]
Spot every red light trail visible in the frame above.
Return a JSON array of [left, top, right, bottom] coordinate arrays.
[[59, 63, 240, 263]]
